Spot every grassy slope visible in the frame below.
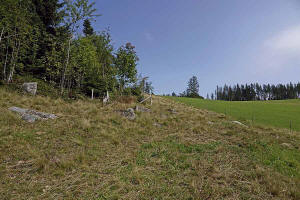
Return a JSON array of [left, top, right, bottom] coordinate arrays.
[[0, 87, 300, 199], [169, 97, 300, 131]]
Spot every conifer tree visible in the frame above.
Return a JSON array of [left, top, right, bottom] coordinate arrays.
[[83, 19, 94, 36], [186, 76, 199, 98]]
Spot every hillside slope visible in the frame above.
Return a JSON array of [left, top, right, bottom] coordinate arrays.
[[0, 88, 299, 199]]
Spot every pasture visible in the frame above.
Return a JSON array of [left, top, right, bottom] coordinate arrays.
[[1, 88, 300, 199], [169, 97, 300, 131]]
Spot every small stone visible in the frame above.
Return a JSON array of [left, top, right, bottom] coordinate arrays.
[[22, 82, 37, 95], [153, 122, 163, 128], [232, 121, 247, 127], [281, 143, 292, 149]]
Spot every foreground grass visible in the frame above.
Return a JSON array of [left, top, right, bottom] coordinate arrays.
[[0, 87, 300, 199], [168, 97, 300, 131]]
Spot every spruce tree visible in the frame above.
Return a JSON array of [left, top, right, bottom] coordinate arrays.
[[83, 19, 94, 36], [186, 76, 199, 98]]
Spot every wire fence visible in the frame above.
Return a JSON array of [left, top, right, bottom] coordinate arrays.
[[221, 106, 297, 133]]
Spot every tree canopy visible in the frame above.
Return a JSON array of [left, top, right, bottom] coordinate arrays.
[[0, 0, 152, 98]]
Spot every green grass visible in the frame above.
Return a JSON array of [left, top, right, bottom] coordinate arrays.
[[169, 97, 300, 131], [247, 140, 300, 178]]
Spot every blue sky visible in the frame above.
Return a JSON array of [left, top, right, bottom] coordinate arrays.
[[92, 0, 300, 96]]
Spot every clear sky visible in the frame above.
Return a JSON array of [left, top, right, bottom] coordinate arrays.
[[92, 0, 300, 96]]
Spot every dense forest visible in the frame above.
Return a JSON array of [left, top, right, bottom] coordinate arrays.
[[0, 0, 153, 98], [212, 83, 300, 101]]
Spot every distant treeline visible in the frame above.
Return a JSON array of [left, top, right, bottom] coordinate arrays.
[[211, 83, 300, 101]]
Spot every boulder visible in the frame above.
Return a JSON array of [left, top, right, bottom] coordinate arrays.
[[121, 108, 136, 120], [9, 107, 57, 123], [22, 82, 37, 95]]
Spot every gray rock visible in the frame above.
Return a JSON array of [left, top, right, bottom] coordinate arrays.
[[135, 105, 150, 112], [8, 107, 27, 115], [122, 108, 136, 120], [22, 82, 37, 95], [27, 110, 57, 119], [9, 107, 57, 123], [21, 113, 41, 123]]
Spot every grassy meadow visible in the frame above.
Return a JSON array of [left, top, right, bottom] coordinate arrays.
[[169, 97, 300, 131], [1, 87, 300, 199]]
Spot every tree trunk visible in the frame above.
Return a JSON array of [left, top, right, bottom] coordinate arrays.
[[7, 40, 16, 83], [67, 75, 72, 93], [3, 45, 9, 80], [7, 40, 20, 83], [60, 36, 72, 95], [0, 27, 4, 44]]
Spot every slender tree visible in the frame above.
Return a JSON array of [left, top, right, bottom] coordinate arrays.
[[186, 76, 199, 98], [60, 0, 99, 95]]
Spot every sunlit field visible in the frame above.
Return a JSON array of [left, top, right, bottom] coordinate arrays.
[[169, 97, 300, 131]]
